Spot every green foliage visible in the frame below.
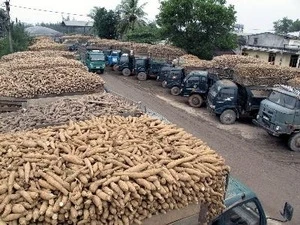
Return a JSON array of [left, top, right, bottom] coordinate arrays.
[[89, 7, 120, 39], [0, 9, 7, 37], [274, 17, 300, 34], [0, 22, 33, 57], [117, 0, 147, 37], [157, 0, 237, 59], [125, 23, 162, 44]]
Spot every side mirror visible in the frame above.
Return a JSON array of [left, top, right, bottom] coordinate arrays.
[[281, 202, 293, 221]]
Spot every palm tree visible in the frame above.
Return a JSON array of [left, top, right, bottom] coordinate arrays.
[[117, 0, 147, 37]]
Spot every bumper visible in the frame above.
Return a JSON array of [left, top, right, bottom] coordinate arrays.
[[252, 119, 281, 137], [207, 104, 216, 114]]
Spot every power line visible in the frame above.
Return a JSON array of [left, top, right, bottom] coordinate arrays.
[[10, 4, 89, 17]]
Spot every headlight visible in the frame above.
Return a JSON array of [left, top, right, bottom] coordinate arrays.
[[275, 126, 281, 131], [210, 105, 215, 109], [172, 76, 177, 79], [256, 114, 260, 119]]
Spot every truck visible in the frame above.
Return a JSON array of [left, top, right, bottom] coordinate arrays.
[[136, 58, 170, 81], [207, 80, 272, 124], [142, 176, 293, 225], [161, 67, 185, 92], [85, 50, 106, 74], [253, 85, 300, 152], [107, 50, 122, 69]]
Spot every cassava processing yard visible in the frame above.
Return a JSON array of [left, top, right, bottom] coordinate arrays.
[[0, 36, 299, 224]]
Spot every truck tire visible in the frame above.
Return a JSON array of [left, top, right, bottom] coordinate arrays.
[[188, 94, 203, 108], [122, 68, 131, 76], [220, 109, 237, 125], [170, 86, 181, 96], [100, 69, 104, 74], [113, 64, 119, 71], [288, 133, 300, 152], [137, 72, 147, 81], [162, 81, 167, 88]]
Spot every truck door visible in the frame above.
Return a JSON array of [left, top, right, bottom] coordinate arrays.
[[212, 199, 265, 225], [198, 76, 208, 93], [182, 76, 201, 96]]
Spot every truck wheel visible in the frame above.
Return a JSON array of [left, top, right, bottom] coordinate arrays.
[[113, 64, 119, 71], [170, 86, 181, 96], [122, 68, 131, 76], [137, 72, 147, 81], [100, 69, 104, 74], [162, 81, 167, 88], [288, 133, 300, 152], [188, 94, 203, 108], [220, 109, 237, 125]]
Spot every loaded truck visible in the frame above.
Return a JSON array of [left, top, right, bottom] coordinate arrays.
[[162, 67, 186, 92], [207, 80, 272, 124], [253, 85, 300, 152], [116, 53, 136, 76], [142, 176, 293, 225], [85, 50, 106, 74]]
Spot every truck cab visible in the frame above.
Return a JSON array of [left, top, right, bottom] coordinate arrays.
[[142, 176, 293, 225], [158, 66, 182, 87], [85, 50, 106, 74], [136, 58, 170, 81], [108, 50, 122, 69], [207, 80, 271, 124], [180, 71, 219, 107], [116, 53, 135, 76], [253, 85, 300, 152]]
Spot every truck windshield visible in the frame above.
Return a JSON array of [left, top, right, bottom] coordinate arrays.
[[268, 91, 297, 109], [120, 56, 128, 63], [111, 52, 119, 57], [90, 54, 105, 61], [210, 84, 221, 98]]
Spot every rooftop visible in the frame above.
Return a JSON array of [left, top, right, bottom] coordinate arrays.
[[62, 20, 93, 27]]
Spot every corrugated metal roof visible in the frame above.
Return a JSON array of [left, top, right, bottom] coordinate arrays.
[[62, 20, 93, 27]]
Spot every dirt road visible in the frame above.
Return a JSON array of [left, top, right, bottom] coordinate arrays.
[[102, 72, 300, 224]]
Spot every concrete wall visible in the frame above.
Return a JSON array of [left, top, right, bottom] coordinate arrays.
[[243, 50, 292, 67]]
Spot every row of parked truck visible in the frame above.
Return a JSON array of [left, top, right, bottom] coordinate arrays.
[[157, 65, 300, 152], [77, 46, 300, 152]]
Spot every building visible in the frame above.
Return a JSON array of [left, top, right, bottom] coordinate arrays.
[[242, 32, 300, 68], [61, 20, 93, 34]]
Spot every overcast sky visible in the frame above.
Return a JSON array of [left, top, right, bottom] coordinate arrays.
[[2, 0, 300, 33]]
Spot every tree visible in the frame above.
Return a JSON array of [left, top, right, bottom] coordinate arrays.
[[273, 17, 300, 34], [273, 17, 293, 34], [126, 22, 162, 44], [89, 7, 120, 39], [0, 22, 33, 57], [157, 0, 237, 59], [117, 0, 147, 37], [0, 9, 8, 37]]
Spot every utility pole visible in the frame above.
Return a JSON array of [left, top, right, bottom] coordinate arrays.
[[5, 0, 13, 53]]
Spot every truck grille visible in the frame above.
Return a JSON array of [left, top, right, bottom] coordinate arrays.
[[261, 112, 271, 127]]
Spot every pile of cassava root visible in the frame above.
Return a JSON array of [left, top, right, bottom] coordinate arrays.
[[0, 93, 142, 133], [0, 51, 75, 62], [0, 115, 229, 225], [28, 37, 66, 51]]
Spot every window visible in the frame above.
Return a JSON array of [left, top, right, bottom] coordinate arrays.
[[219, 88, 235, 99], [268, 91, 297, 109], [185, 76, 200, 88], [289, 55, 299, 67], [223, 200, 261, 225], [268, 53, 276, 64], [253, 38, 258, 45]]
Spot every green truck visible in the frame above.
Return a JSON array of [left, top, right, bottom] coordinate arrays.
[[85, 50, 106, 74], [142, 176, 293, 225], [254, 85, 300, 152]]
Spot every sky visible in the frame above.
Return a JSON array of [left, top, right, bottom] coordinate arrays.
[[2, 0, 300, 33]]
